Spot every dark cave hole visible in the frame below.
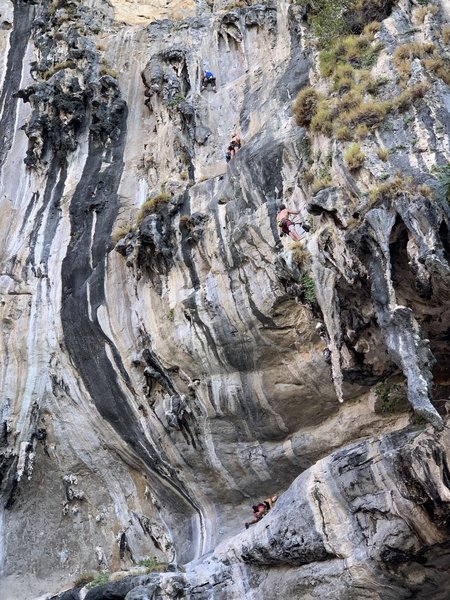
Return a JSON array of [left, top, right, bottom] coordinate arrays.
[[438, 221, 450, 265], [390, 216, 431, 300]]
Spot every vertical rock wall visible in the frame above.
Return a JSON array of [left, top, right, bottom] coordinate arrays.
[[0, 0, 449, 598]]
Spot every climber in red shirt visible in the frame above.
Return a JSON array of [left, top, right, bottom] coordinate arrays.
[[244, 495, 278, 529]]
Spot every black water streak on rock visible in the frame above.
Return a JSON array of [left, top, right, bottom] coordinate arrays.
[[60, 109, 203, 560], [24, 159, 59, 275], [179, 191, 200, 290], [42, 163, 66, 264], [19, 191, 40, 236], [0, 0, 35, 169], [142, 347, 176, 395]]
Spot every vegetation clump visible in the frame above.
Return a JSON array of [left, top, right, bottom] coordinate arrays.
[[111, 224, 134, 244], [413, 3, 439, 24], [301, 274, 316, 304], [292, 5, 435, 145], [310, 105, 333, 135], [335, 125, 351, 141], [138, 556, 167, 572], [319, 33, 383, 77], [290, 241, 310, 266], [376, 147, 389, 161], [344, 143, 366, 169], [311, 177, 332, 194], [100, 67, 118, 78], [292, 87, 324, 126], [86, 572, 110, 589], [72, 573, 95, 588], [393, 42, 450, 85], [355, 123, 369, 139], [374, 382, 408, 414], [43, 60, 76, 80], [137, 193, 171, 224], [296, 0, 393, 49], [168, 94, 185, 108], [368, 175, 413, 202], [443, 25, 450, 46]]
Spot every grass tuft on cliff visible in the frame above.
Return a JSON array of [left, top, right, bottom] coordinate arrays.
[[72, 573, 95, 588], [138, 556, 168, 573], [137, 193, 171, 224], [292, 88, 324, 126], [368, 175, 413, 202], [111, 224, 135, 244], [344, 143, 366, 170], [43, 60, 76, 80], [393, 42, 450, 85], [86, 572, 110, 589]]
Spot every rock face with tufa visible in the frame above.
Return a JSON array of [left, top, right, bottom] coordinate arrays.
[[1, 0, 450, 598]]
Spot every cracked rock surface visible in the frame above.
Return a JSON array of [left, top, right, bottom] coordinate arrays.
[[0, 0, 450, 598]]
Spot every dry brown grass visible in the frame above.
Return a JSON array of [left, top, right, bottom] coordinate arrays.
[[137, 193, 170, 224], [111, 224, 134, 244], [355, 124, 369, 139], [310, 105, 333, 135], [413, 3, 439, 24], [363, 21, 381, 37], [311, 178, 332, 194], [340, 100, 389, 126], [344, 143, 365, 170], [393, 42, 437, 81], [423, 57, 450, 85], [336, 89, 363, 112], [290, 241, 310, 266], [335, 125, 352, 141], [376, 147, 389, 161], [333, 64, 356, 93], [417, 184, 433, 198], [394, 82, 430, 111], [302, 170, 315, 184], [72, 573, 95, 588], [443, 25, 450, 46], [292, 87, 324, 126], [369, 175, 413, 202]]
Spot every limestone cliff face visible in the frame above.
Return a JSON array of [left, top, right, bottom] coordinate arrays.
[[0, 0, 450, 598]]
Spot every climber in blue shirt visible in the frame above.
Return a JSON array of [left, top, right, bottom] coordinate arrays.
[[201, 70, 217, 92]]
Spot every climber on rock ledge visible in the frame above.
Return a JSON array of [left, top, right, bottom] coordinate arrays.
[[245, 495, 278, 529], [276, 204, 309, 241]]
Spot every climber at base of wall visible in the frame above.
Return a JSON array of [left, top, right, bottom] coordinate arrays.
[[277, 204, 309, 241], [245, 495, 278, 529]]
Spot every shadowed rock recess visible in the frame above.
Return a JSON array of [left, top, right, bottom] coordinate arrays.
[[1, 0, 450, 597]]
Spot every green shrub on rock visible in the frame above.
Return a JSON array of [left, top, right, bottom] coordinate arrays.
[[86, 572, 110, 589]]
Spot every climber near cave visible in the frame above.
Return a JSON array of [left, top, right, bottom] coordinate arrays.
[[245, 495, 278, 529], [277, 205, 311, 241], [201, 69, 216, 92]]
